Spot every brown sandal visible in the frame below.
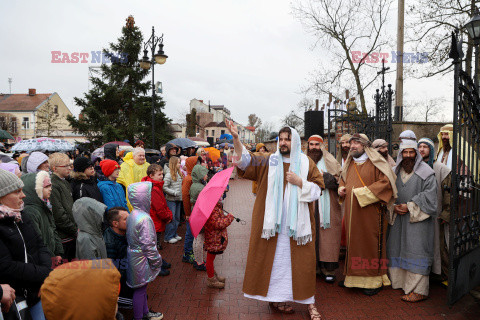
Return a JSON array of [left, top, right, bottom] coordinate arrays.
[[308, 304, 322, 320], [269, 302, 294, 314], [401, 292, 427, 302]]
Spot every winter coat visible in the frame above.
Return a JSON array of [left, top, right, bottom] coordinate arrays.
[[0, 213, 52, 307], [104, 227, 128, 279], [73, 197, 108, 260], [204, 202, 234, 254], [126, 182, 162, 288], [71, 172, 104, 203], [50, 173, 77, 240], [98, 176, 129, 212], [141, 176, 173, 232], [190, 164, 209, 204], [182, 156, 199, 217], [40, 259, 120, 320], [104, 143, 119, 161], [21, 172, 64, 257], [163, 169, 183, 202], [116, 153, 149, 211]]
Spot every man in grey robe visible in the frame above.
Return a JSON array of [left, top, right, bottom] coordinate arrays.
[[387, 139, 438, 302], [418, 138, 451, 283]]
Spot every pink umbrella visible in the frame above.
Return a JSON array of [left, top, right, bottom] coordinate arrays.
[[190, 167, 234, 237]]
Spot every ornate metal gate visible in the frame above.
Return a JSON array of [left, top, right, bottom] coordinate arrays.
[[327, 84, 393, 156], [448, 31, 480, 305]]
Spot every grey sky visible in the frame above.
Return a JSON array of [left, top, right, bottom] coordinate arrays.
[[0, 0, 453, 131]]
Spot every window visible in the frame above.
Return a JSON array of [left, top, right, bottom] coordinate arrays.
[[212, 130, 215, 137], [22, 117, 29, 129], [54, 105, 58, 114], [206, 130, 209, 136], [221, 130, 225, 135], [10, 117, 17, 134]]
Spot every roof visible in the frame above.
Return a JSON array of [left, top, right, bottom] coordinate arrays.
[[205, 121, 219, 128], [0, 93, 53, 112], [245, 126, 255, 132]]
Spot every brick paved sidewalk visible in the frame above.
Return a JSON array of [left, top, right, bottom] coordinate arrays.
[[133, 179, 479, 320]]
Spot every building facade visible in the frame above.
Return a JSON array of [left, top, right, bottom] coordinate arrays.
[[0, 89, 85, 143]]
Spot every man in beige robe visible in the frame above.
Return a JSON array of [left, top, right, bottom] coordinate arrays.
[[435, 124, 453, 170], [226, 120, 324, 319], [336, 134, 351, 167], [372, 139, 396, 167], [307, 135, 343, 283], [338, 133, 397, 296]]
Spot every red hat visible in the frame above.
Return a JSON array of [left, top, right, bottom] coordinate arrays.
[[100, 159, 120, 177]]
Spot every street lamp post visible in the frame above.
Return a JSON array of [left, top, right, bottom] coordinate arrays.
[[140, 26, 168, 149], [465, 7, 480, 91]]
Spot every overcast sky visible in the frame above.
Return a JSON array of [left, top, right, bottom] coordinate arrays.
[[0, 0, 453, 130]]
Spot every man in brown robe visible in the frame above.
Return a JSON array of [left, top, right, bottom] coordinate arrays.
[[338, 133, 397, 295], [307, 135, 342, 283], [226, 120, 324, 319]]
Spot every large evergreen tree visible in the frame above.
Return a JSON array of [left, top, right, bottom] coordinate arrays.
[[68, 17, 172, 148]]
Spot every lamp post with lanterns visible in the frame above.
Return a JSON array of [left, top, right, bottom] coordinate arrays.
[[140, 26, 168, 149], [465, 7, 480, 91]]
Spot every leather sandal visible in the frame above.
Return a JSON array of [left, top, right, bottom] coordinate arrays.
[[401, 292, 427, 302], [269, 302, 294, 314], [308, 304, 322, 320]]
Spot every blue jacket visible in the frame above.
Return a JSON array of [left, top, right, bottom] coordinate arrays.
[[97, 179, 129, 212]]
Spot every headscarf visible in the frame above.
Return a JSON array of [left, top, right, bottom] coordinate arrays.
[[436, 124, 453, 158], [372, 139, 388, 149], [394, 140, 433, 180], [399, 130, 417, 142], [336, 134, 352, 163], [418, 138, 435, 168]]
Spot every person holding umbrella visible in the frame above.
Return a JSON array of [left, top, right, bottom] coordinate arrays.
[[190, 164, 234, 289]]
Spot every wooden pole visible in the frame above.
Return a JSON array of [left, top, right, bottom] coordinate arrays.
[[395, 0, 404, 121]]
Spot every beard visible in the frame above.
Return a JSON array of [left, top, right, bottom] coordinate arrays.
[[351, 149, 364, 158], [401, 157, 416, 173], [379, 150, 388, 160], [442, 138, 451, 151], [422, 155, 430, 162], [279, 146, 290, 155], [341, 146, 349, 157], [307, 148, 323, 163]]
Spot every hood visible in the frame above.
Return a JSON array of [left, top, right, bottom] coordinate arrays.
[[141, 175, 164, 189], [165, 143, 180, 159], [185, 156, 199, 175], [41, 259, 120, 320], [21, 172, 47, 207], [191, 164, 209, 184], [123, 151, 133, 162], [72, 197, 107, 236], [394, 140, 434, 180], [256, 143, 268, 152], [104, 143, 118, 161], [0, 162, 19, 175], [26, 151, 48, 173], [71, 171, 94, 182], [127, 182, 152, 212], [97, 179, 116, 188]]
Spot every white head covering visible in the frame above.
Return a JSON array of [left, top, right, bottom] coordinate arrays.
[[399, 130, 417, 142]]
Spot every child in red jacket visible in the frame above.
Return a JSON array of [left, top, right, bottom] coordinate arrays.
[[141, 164, 173, 275]]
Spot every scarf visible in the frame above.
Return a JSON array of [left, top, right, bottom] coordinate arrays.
[[353, 152, 369, 164], [316, 157, 331, 228], [263, 127, 312, 245], [0, 204, 23, 222], [418, 138, 435, 168]]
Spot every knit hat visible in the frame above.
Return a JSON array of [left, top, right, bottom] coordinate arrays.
[[308, 135, 324, 143], [27, 151, 49, 174], [418, 138, 435, 168], [100, 159, 120, 177], [73, 157, 93, 173], [0, 169, 24, 198]]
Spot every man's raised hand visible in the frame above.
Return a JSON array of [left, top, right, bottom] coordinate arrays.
[[225, 119, 239, 139]]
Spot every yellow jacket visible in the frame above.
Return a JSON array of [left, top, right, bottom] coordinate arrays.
[[116, 152, 150, 211]]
